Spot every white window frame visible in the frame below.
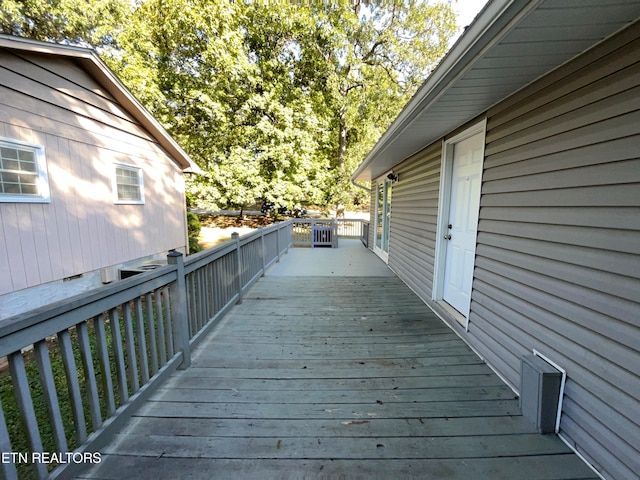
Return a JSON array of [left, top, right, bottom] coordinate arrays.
[[0, 137, 50, 203], [113, 163, 145, 205]]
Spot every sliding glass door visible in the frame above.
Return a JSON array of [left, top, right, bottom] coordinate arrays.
[[374, 178, 392, 261]]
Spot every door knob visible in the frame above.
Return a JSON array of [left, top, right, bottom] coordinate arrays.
[[444, 234, 452, 240]]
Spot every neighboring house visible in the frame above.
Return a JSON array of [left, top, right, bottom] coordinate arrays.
[[352, 2, 640, 480], [0, 35, 200, 320]]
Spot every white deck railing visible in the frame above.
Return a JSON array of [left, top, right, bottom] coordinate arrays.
[[0, 217, 369, 479]]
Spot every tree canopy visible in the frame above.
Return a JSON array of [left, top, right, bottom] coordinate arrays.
[[1, 0, 457, 211]]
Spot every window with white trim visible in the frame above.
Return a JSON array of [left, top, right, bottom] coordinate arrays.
[[114, 164, 144, 204], [0, 138, 50, 203]]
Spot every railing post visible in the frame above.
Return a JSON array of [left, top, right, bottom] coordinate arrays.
[[260, 227, 266, 276], [167, 250, 191, 369], [310, 219, 315, 248], [232, 232, 244, 303], [275, 226, 280, 263], [282, 223, 289, 255]]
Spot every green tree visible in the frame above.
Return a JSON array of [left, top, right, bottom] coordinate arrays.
[[294, 1, 456, 203], [0, 0, 129, 45], [2, 0, 457, 212]]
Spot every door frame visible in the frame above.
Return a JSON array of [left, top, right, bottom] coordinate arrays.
[[373, 174, 393, 263], [432, 119, 487, 329]]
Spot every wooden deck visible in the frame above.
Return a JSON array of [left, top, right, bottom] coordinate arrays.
[[78, 276, 596, 479]]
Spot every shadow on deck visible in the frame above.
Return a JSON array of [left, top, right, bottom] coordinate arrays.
[[79, 241, 596, 479]]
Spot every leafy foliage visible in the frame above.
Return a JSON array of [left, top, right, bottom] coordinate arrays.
[[0, 0, 129, 45], [1, 0, 457, 211]]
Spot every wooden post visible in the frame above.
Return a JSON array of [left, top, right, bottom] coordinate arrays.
[[232, 232, 244, 304], [0, 398, 18, 480], [282, 222, 289, 254], [311, 219, 315, 248], [167, 250, 191, 369], [260, 227, 266, 276], [332, 220, 338, 248]]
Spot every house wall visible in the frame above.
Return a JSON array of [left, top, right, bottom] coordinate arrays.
[[475, 24, 640, 480], [378, 23, 640, 480], [386, 143, 441, 300], [0, 50, 187, 309]]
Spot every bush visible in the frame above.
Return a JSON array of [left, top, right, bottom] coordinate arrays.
[[187, 212, 202, 254]]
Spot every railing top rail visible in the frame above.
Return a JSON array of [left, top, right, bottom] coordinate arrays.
[[0, 267, 177, 356], [238, 219, 291, 247], [0, 265, 176, 338], [184, 219, 293, 272], [0, 214, 297, 480]]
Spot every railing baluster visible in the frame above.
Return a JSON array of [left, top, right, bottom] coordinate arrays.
[[77, 322, 102, 431], [163, 287, 175, 358], [109, 308, 129, 404], [94, 314, 116, 416], [58, 329, 88, 444], [167, 251, 190, 369], [146, 292, 159, 376], [8, 352, 47, 479], [187, 273, 196, 337], [34, 339, 68, 453], [197, 268, 204, 333], [155, 289, 167, 365], [225, 254, 232, 303], [204, 265, 211, 328], [0, 397, 18, 480], [214, 259, 221, 313], [135, 297, 150, 384], [122, 302, 140, 393], [260, 227, 266, 275], [206, 263, 214, 323]]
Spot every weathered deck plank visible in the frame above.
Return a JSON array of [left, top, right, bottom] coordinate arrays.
[[78, 276, 597, 479], [85, 455, 595, 480]]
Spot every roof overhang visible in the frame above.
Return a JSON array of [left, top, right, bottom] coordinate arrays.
[[352, 0, 640, 182], [0, 34, 202, 174]]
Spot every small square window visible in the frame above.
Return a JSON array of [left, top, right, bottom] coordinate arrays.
[[114, 164, 144, 204], [0, 138, 50, 203]]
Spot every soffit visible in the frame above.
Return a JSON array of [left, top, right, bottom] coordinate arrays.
[[353, 0, 640, 181]]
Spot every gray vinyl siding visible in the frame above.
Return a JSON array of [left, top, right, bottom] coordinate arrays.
[[470, 23, 640, 480], [378, 21, 640, 480], [387, 143, 441, 300]]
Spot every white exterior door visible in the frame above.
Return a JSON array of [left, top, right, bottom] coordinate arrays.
[[441, 131, 484, 319]]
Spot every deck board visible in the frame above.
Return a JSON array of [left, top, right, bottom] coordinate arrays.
[[78, 276, 597, 479]]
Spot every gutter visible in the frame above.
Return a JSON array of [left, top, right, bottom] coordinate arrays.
[[351, 178, 371, 193]]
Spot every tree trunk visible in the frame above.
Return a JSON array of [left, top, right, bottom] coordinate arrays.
[[337, 118, 347, 169]]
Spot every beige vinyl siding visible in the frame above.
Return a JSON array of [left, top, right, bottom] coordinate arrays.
[[471, 23, 640, 480], [387, 143, 441, 300], [0, 51, 186, 297]]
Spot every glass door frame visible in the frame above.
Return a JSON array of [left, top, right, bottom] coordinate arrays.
[[373, 176, 392, 262]]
